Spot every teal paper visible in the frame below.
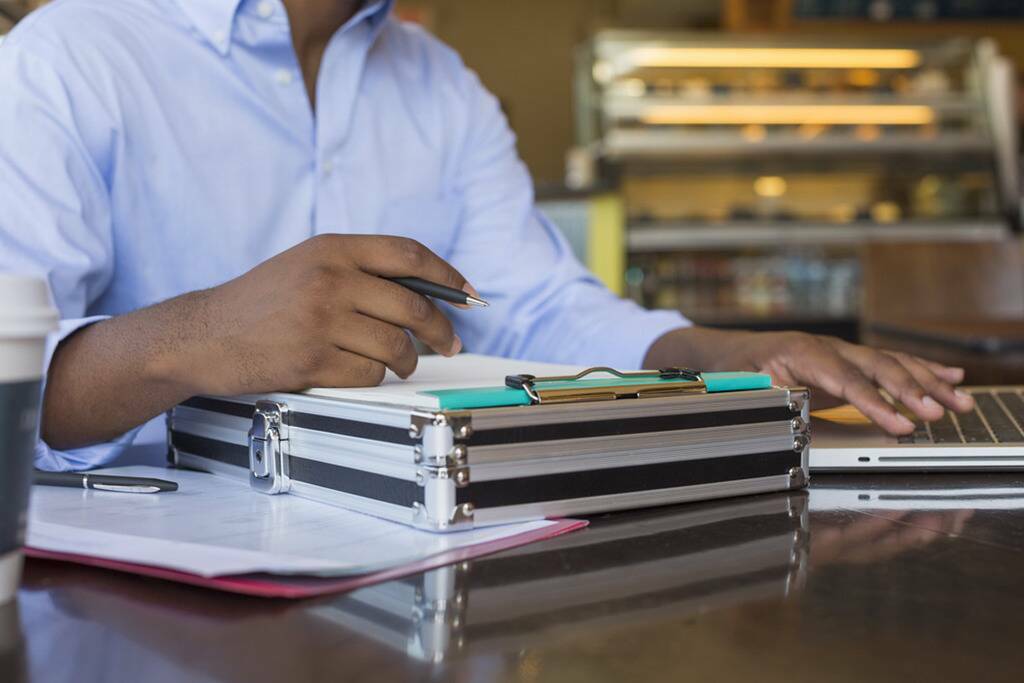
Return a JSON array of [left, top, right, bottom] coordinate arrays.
[[420, 371, 772, 411], [703, 372, 773, 393], [425, 386, 534, 410]]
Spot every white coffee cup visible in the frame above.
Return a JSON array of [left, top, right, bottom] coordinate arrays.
[[0, 275, 58, 604]]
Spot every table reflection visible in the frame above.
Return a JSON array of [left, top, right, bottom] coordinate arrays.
[[19, 473, 1024, 683], [311, 492, 810, 664], [18, 492, 809, 678], [806, 474, 1024, 564], [0, 599, 26, 683]]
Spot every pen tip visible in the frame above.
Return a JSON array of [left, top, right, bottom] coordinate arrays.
[[466, 296, 489, 307]]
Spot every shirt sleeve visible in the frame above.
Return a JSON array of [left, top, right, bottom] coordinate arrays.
[[0, 40, 140, 471], [443, 68, 689, 369]]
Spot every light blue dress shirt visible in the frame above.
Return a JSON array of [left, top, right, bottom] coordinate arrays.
[[0, 0, 688, 471]]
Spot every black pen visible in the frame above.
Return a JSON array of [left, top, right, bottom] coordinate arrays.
[[388, 277, 488, 307], [34, 471, 179, 494]]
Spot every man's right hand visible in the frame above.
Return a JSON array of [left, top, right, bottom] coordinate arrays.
[[174, 234, 474, 395], [42, 235, 476, 449]]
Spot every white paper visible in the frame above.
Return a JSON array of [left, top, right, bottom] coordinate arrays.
[[27, 466, 553, 578], [304, 353, 585, 408]]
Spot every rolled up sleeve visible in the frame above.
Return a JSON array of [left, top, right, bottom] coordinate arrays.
[[443, 62, 689, 369], [0, 40, 134, 470]]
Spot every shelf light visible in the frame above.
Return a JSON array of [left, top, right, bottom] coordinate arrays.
[[741, 124, 767, 142], [754, 176, 787, 198], [798, 123, 828, 139], [639, 104, 935, 126], [623, 47, 921, 70]]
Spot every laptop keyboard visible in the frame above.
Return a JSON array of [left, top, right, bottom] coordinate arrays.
[[897, 389, 1024, 445]]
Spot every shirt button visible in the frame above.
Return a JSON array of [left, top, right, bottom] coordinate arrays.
[[274, 69, 294, 85], [256, 1, 273, 18], [322, 160, 335, 175]]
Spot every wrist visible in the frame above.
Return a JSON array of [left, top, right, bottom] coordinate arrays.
[[642, 326, 745, 372]]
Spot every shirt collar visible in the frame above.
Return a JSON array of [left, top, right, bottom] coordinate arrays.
[[173, 0, 393, 56]]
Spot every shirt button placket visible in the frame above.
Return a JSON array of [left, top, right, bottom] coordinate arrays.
[[274, 69, 294, 86], [212, 29, 228, 51]]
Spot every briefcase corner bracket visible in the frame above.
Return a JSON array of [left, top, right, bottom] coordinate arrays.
[[248, 399, 291, 495]]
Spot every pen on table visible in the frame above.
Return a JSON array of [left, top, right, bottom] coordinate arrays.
[[33, 471, 179, 494], [388, 277, 488, 307]]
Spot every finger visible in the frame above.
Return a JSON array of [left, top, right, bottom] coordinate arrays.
[[832, 342, 943, 423], [331, 315, 419, 379], [834, 338, 964, 385], [345, 235, 476, 303], [867, 345, 966, 385], [886, 351, 974, 413], [308, 348, 387, 388], [350, 272, 461, 356], [914, 357, 965, 385], [794, 344, 915, 435]]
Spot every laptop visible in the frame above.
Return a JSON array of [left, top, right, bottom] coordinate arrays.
[[809, 386, 1024, 471]]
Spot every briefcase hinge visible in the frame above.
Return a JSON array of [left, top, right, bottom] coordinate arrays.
[[788, 465, 808, 489], [412, 502, 475, 532], [790, 416, 807, 434], [416, 465, 470, 488], [248, 400, 291, 495], [414, 443, 468, 468], [409, 412, 473, 442], [787, 387, 809, 415]]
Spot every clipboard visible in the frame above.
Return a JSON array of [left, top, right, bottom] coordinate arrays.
[[422, 367, 772, 409], [167, 355, 810, 532]]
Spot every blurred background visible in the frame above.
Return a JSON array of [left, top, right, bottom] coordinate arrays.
[[3, 0, 1024, 377]]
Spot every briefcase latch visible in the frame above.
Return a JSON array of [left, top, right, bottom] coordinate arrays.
[[248, 400, 291, 495]]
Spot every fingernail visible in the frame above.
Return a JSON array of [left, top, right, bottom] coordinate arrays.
[[955, 389, 975, 406], [448, 336, 462, 356], [462, 283, 481, 299], [896, 414, 915, 431], [921, 395, 941, 412]]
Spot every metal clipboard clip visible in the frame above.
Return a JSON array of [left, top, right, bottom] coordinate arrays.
[[504, 366, 705, 405]]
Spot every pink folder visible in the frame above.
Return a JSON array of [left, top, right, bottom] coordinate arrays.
[[26, 518, 587, 599]]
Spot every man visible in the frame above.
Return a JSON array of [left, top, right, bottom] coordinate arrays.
[[0, 0, 973, 471]]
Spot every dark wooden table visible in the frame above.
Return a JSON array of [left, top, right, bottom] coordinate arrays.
[[5, 472, 1024, 683]]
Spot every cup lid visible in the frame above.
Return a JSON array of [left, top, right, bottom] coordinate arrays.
[[0, 274, 59, 337]]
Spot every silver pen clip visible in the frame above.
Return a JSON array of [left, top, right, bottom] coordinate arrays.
[[91, 483, 162, 494]]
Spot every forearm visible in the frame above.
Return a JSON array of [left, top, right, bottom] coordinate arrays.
[[41, 289, 214, 450], [642, 326, 750, 372], [41, 234, 474, 452]]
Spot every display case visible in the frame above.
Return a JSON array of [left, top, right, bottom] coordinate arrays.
[[574, 31, 1019, 335]]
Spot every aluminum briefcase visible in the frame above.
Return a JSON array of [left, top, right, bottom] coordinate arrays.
[[167, 357, 810, 531]]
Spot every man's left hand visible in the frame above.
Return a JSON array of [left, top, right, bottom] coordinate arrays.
[[644, 327, 975, 436]]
